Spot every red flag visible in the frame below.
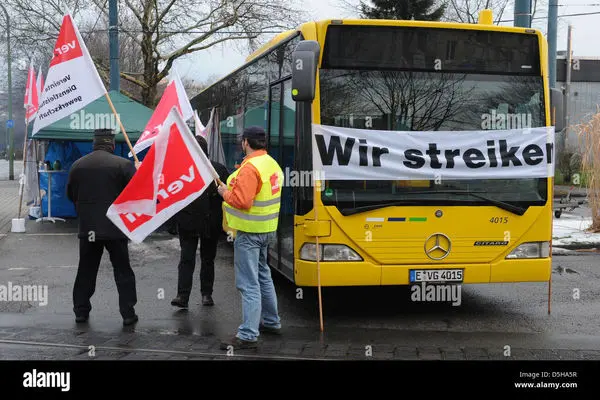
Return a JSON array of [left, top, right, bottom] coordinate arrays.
[[32, 14, 106, 135], [24, 62, 38, 123], [107, 107, 220, 243], [36, 66, 44, 101], [130, 72, 193, 156]]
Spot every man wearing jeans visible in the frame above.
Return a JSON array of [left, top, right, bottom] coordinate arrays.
[[216, 126, 284, 350]]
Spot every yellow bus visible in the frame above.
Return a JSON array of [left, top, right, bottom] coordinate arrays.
[[190, 10, 563, 288]]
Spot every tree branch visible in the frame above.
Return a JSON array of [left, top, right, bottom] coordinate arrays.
[[124, 0, 144, 24], [95, 58, 149, 88]]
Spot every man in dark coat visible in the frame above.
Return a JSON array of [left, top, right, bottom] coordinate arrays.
[[171, 135, 230, 308], [66, 129, 139, 326]]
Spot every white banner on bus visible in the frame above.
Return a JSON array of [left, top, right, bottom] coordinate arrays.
[[311, 124, 555, 181]]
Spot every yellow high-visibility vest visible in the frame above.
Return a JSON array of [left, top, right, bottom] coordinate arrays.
[[224, 153, 283, 233]]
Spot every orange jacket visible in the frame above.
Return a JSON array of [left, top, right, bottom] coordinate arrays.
[[223, 150, 267, 210]]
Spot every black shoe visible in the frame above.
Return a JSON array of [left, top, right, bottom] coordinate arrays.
[[202, 294, 214, 306], [75, 315, 88, 323], [259, 323, 282, 335], [219, 336, 257, 350], [171, 296, 188, 308], [123, 314, 138, 326]]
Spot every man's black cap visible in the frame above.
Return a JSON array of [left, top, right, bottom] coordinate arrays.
[[94, 128, 115, 137], [93, 128, 115, 145], [241, 126, 266, 140]]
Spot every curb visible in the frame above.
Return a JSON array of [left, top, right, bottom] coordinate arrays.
[[552, 242, 600, 250], [553, 193, 588, 199]]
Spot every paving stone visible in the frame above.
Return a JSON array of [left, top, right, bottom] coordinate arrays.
[[346, 344, 372, 359], [91, 350, 132, 360], [573, 350, 600, 360], [257, 341, 282, 355], [119, 352, 172, 360], [126, 334, 184, 350], [70, 332, 115, 347], [417, 347, 443, 360], [67, 350, 95, 360], [167, 354, 191, 360], [440, 348, 465, 360], [503, 348, 535, 360], [364, 344, 392, 360], [394, 347, 418, 360], [99, 335, 138, 349], [188, 338, 217, 351], [324, 343, 349, 358], [11, 330, 57, 342], [301, 343, 326, 358], [278, 341, 305, 356], [528, 349, 564, 360], [463, 347, 490, 360]]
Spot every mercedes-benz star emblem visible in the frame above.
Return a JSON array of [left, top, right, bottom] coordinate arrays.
[[424, 233, 452, 260]]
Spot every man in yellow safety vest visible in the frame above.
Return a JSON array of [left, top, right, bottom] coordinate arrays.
[[217, 126, 284, 350]]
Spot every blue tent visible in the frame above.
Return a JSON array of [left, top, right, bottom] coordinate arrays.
[[29, 91, 154, 218]]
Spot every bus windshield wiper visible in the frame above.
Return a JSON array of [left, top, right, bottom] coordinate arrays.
[[337, 190, 528, 216], [444, 190, 528, 215]]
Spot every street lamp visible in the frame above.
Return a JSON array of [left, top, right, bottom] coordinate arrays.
[[0, 4, 13, 180]]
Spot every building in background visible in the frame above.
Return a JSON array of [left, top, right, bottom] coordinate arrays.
[[556, 54, 600, 154]]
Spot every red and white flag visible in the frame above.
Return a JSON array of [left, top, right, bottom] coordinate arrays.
[[24, 62, 38, 123], [32, 14, 106, 135], [36, 66, 44, 102], [107, 107, 220, 243], [194, 109, 205, 137], [129, 72, 193, 156]]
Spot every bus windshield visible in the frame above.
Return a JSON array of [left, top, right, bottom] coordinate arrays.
[[318, 25, 547, 215]]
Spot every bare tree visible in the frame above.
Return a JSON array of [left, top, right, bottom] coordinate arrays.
[[5, 0, 306, 106], [84, 13, 145, 100], [442, 0, 510, 24], [320, 70, 476, 131]]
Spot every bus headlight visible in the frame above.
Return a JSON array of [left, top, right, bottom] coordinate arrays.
[[300, 243, 363, 261], [505, 242, 550, 259]]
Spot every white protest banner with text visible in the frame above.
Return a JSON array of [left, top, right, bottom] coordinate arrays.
[[312, 124, 555, 181], [32, 14, 106, 135]]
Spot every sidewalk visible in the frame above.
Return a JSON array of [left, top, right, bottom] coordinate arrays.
[[554, 185, 589, 198], [0, 181, 28, 234], [2, 324, 599, 360]]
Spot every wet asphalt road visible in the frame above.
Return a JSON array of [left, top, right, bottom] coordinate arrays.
[[0, 218, 600, 361]]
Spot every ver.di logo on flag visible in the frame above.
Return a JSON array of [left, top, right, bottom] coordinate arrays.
[[32, 14, 106, 136], [106, 107, 221, 243]]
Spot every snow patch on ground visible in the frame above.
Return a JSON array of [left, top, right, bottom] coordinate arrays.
[[552, 214, 600, 247], [129, 236, 181, 261], [551, 247, 577, 255]]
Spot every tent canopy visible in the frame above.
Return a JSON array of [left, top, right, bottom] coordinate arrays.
[[28, 90, 154, 142]]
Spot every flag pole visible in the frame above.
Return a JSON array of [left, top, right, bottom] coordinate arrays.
[[548, 106, 556, 315], [104, 92, 139, 163], [315, 178, 324, 332], [17, 119, 29, 218]]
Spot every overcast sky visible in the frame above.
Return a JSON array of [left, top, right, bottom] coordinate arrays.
[[172, 0, 600, 85]]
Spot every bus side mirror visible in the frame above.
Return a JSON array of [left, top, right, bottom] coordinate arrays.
[[551, 87, 564, 132], [291, 40, 320, 102]]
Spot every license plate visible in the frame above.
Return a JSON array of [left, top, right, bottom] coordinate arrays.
[[410, 269, 463, 283]]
